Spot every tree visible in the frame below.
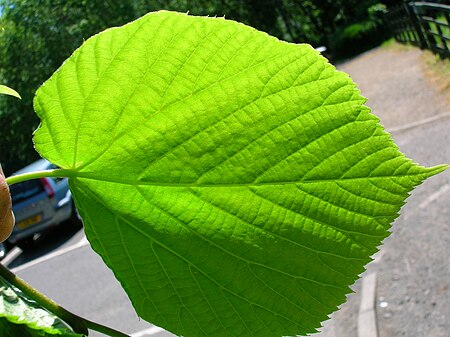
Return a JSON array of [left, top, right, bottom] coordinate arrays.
[[0, 9, 445, 337], [0, 1, 389, 175], [0, 0, 136, 175]]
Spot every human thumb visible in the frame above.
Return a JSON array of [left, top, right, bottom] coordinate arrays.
[[0, 164, 14, 242]]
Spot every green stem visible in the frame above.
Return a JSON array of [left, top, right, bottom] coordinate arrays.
[[5, 169, 74, 186], [1, 168, 131, 337], [83, 319, 132, 337], [0, 262, 86, 334], [0, 259, 131, 337]]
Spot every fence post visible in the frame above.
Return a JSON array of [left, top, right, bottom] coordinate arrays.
[[403, 1, 428, 49]]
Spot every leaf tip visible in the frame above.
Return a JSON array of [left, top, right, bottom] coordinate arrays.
[[424, 164, 448, 178]]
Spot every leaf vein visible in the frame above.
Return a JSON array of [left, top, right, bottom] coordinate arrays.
[[248, 187, 374, 251], [72, 16, 152, 167], [118, 206, 305, 329]]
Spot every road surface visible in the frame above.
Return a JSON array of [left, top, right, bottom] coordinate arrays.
[[5, 44, 450, 337]]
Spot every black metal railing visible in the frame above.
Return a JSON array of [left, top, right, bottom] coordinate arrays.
[[385, 1, 450, 58]]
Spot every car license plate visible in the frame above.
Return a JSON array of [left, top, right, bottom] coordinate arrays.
[[17, 214, 42, 230]]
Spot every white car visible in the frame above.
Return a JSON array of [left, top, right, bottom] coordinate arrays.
[[8, 159, 81, 249]]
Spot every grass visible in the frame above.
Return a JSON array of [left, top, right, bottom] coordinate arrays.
[[426, 15, 449, 51], [420, 49, 450, 103], [381, 38, 415, 51], [382, 39, 450, 103], [381, 38, 397, 48]]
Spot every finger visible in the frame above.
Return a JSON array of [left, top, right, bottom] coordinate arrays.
[[0, 164, 15, 242]]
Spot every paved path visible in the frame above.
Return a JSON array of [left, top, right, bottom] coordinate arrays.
[[12, 237, 175, 337], [317, 46, 449, 337], [5, 45, 448, 337]]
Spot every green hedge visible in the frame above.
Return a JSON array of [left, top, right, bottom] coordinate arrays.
[[328, 4, 389, 59]]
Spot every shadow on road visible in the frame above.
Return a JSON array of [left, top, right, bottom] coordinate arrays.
[[7, 221, 84, 269]]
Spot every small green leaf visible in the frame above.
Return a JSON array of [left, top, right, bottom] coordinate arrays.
[[0, 278, 83, 337], [0, 85, 21, 99], [33, 11, 447, 337]]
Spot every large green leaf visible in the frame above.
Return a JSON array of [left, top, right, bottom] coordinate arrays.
[[33, 11, 446, 337], [0, 278, 82, 337]]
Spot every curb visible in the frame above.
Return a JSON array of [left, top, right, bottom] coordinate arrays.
[[358, 272, 378, 337], [389, 112, 450, 134], [1, 246, 22, 267], [3, 238, 381, 337]]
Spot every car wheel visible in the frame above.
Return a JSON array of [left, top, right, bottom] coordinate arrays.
[[17, 238, 34, 251], [68, 202, 83, 229]]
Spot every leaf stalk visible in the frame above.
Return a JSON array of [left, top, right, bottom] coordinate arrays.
[[0, 247, 131, 337], [5, 169, 74, 186]]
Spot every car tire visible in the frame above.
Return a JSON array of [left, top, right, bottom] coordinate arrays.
[[17, 238, 34, 251], [68, 202, 83, 229]]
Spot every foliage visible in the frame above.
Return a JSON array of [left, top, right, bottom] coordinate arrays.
[[0, 278, 81, 337], [0, 85, 16, 242], [31, 11, 446, 337], [328, 4, 389, 58], [0, 0, 136, 175], [0, 85, 20, 99], [428, 14, 450, 51], [329, 21, 380, 58], [421, 49, 450, 95], [0, 1, 390, 174]]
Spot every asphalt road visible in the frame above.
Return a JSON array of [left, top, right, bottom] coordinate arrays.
[[4, 45, 449, 337], [10, 116, 449, 337], [10, 229, 176, 337], [316, 45, 450, 337], [374, 116, 450, 337]]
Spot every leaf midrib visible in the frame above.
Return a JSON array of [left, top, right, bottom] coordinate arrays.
[[42, 168, 444, 188]]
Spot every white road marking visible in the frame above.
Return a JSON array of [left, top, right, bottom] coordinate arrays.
[[1, 246, 23, 267], [371, 249, 385, 265], [11, 236, 90, 273], [419, 184, 450, 209], [131, 326, 164, 337], [358, 273, 378, 337], [77, 235, 89, 246], [388, 112, 450, 134]]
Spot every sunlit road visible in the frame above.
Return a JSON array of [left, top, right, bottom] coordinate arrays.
[[4, 46, 450, 337], [11, 116, 449, 337], [9, 227, 175, 337]]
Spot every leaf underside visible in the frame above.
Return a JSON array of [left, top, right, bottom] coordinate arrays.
[[33, 11, 446, 337], [0, 279, 82, 337]]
